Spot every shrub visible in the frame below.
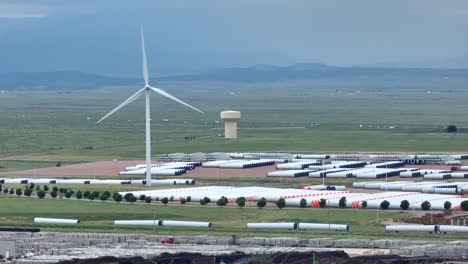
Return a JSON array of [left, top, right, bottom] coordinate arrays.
[[203, 197, 211, 204], [50, 191, 58, 199], [169, 196, 174, 202], [76, 190, 83, 199], [24, 188, 32, 197], [338, 197, 347, 208], [276, 198, 286, 209], [200, 199, 207, 205], [447, 125, 457, 133], [257, 197, 267, 209], [128, 195, 137, 203], [58, 187, 66, 193], [319, 199, 327, 208], [300, 198, 307, 208], [186, 196, 191, 203], [83, 190, 90, 198], [35, 185, 41, 191], [216, 196, 228, 207], [139, 194, 146, 201], [161, 197, 169, 204], [37, 190, 46, 199], [65, 191, 72, 199], [100, 194, 109, 201], [28, 183, 35, 190], [103, 191, 111, 197], [236, 197, 246, 207], [113, 194, 122, 202], [444, 201, 452, 210], [43, 185, 49, 192], [145, 196, 152, 204], [124, 193, 133, 201], [361, 200, 368, 208], [460, 200, 468, 211], [91, 191, 100, 199], [400, 200, 410, 210], [3, 188, 8, 194], [380, 200, 390, 209], [124, 194, 134, 202], [9, 189, 14, 195], [52, 186, 58, 192], [180, 198, 186, 204], [421, 201, 431, 211]]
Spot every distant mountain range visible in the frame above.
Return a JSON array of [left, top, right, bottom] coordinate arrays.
[[1, 63, 468, 90]]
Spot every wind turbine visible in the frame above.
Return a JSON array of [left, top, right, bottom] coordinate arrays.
[[97, 26, 204, 186]]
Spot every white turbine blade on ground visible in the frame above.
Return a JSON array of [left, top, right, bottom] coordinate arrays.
[[97, 87, 146, 124], [141, 25, 149, 85], [149, 86, 204, 114]]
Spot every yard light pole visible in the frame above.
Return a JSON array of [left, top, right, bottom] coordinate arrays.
[[385, 164, 388, 192], [328, 199, 331, 231]]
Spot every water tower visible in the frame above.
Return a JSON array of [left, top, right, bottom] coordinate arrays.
[[220, 111, 241, 139]]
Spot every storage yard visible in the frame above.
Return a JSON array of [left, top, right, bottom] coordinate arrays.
[[1, 151, 468, 263]]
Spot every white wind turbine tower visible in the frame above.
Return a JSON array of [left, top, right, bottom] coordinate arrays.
[[97, 26, 204, 186]]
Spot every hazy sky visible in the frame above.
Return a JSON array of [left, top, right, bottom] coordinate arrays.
[[1, 0, 468, 76]]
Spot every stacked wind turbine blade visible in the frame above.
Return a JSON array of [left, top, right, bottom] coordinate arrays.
[[149, 86, 204, 114]]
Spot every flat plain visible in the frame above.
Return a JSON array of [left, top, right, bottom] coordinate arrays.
[[1, 80, 467, 171]]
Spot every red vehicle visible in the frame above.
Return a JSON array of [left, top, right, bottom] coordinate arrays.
[[161, 237, 175, 244]]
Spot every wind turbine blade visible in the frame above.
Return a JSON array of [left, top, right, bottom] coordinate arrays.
[[97, 87, 146, 124], [149, 86, 204, 115], [141, 25, 149, 85]]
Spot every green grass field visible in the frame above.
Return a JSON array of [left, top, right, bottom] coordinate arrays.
[[0, 81, 467, 238], [1, 195, 465, 240], [1, 81, 467, 171]]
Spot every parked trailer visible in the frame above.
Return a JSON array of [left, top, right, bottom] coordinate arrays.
[[460, 166, 468, 171], [247, 223, 297, 230], [385, 225, 438, 232], [113, 220, 161, 226], [161, 220, 212, 228], [33, 218, 80, 224], [297, 223, 349, 231]]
